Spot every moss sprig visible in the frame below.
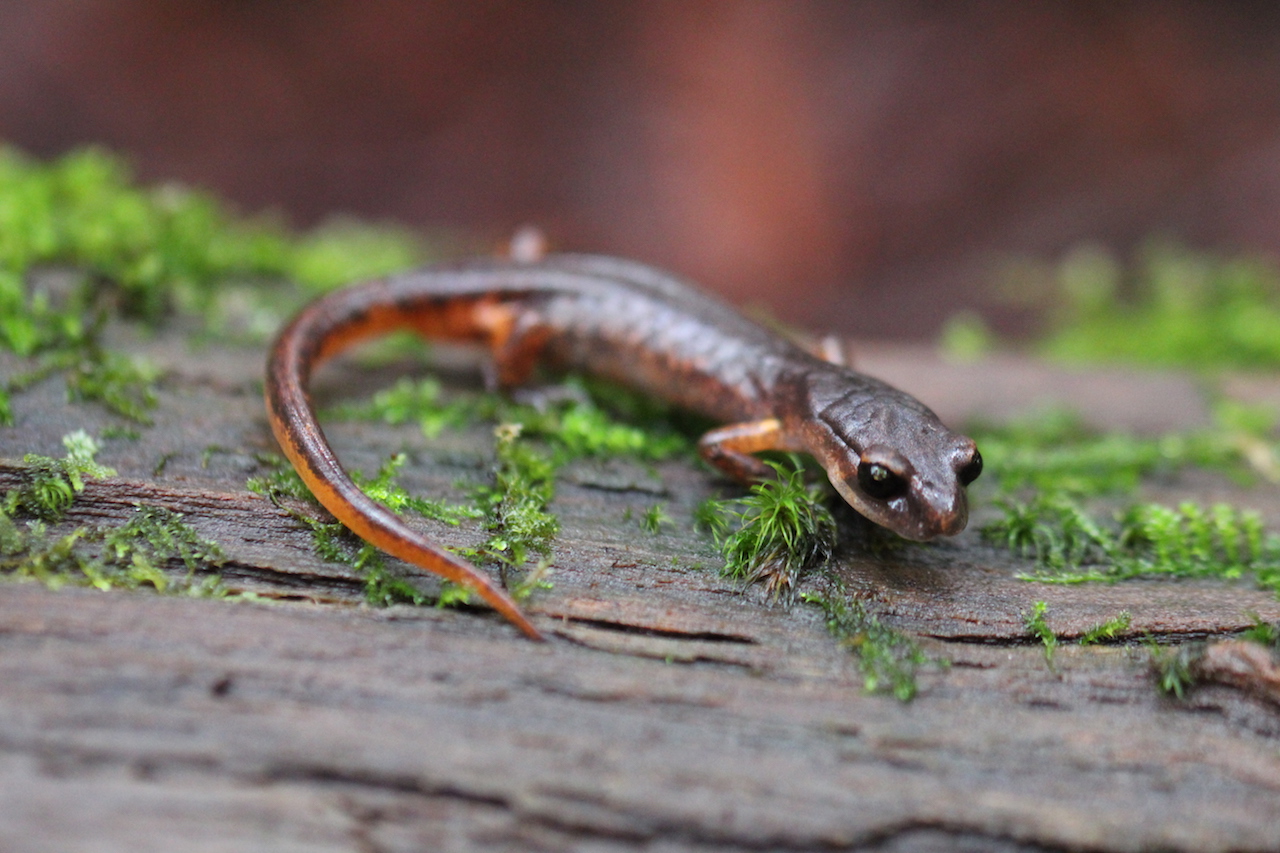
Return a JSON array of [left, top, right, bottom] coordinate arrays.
[[350, 452, 481, 526], [1079, 610, 1132, 645], [1148, 640, 1199, 699], [1242, 613, 1279, 647]]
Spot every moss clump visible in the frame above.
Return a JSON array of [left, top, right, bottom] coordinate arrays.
[[313, 372, 698, 602], [461, 423, 559, 573], [969, 406, 1264, 498], [1242, 613, 1279, 647], [351, 452, 481, 527], [247, 453, 448, 607], [5, 430, 116, 520], [248, 424, 561, 608], [329, 374, 690, 463], [985, 494, 1280, 594], [698, 457, 838, 598], [948, 242, 1280, 598], [639, 503, 671, 534], [1148, 640, 1199, 699]]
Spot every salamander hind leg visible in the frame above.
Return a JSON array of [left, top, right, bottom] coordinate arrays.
[[698, 418, 796, 483]]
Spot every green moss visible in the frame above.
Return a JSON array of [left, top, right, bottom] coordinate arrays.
[[802, 586, 933, 701], [244, 452, 312, 503], [640, 503, 671, 534], [247, 428, 557, 606], [938, 311, 995, 362], [986, 492, 1280, 595], [971, 404, 1280, 597], [1147, 640, 1199, 699], [297, 511, 428, 607], [326, 376, 471, 438], [329, 374, 690, 463], [1242, 613, 1279, 647], [1033, 242, 1280, 370], [975, 241, 1280, 370], [246, 452, 442, 606], [316, 371, 697, 601], [1023, 600, 1058, 670], [351, 452, 481, 527], [968, 406, 1262, 498], [461, 423, 559, 572], [950, 243, 1280, 600], [510, 559, 554, 601], [0, 146, 426, 425], [699, 456, 837, 597]]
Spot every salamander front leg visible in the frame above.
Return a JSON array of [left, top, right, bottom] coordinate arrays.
[[698, 418, 797, 483]]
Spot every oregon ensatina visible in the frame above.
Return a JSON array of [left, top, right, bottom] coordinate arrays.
[[265, 253, 982, 640]]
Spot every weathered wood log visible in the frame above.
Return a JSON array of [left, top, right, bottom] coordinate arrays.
[[1, 326, 1279, 852]]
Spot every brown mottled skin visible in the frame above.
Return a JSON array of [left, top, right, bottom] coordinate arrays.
[[265, 254, 982, 640]]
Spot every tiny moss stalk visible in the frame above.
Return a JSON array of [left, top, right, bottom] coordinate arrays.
[[1024, 600, 1059, 671], [1147, 639, 1199, 699]]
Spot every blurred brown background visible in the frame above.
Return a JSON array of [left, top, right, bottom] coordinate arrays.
[[1, 0, 1278, 339]]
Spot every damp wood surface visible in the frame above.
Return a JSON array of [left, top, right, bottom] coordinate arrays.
[[3, 328, 1280, 853]]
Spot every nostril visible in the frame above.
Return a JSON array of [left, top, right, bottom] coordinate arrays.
[[958, 448, 983, 486]]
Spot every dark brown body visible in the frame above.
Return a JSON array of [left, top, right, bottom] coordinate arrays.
[[266, 254, 981, 640]]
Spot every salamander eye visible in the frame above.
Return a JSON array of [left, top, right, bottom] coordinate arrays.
[[857, 461, 907, 500], [958, 449, 983, 486]]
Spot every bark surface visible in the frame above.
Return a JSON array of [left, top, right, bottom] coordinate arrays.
[[2, 330, 1279, 853]]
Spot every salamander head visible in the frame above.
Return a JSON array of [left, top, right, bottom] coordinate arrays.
[[799, 370, 982, 541]]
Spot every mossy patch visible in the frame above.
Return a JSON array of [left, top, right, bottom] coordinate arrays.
[[1, 431, 226, 595], [302, 372, 696, 604], [0, 146, 426, 425], [971, 406, 1280, 597], [1046, 243, 1280, 370]]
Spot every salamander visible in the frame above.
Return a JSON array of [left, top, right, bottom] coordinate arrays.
[[265, 253, 982, 640]]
